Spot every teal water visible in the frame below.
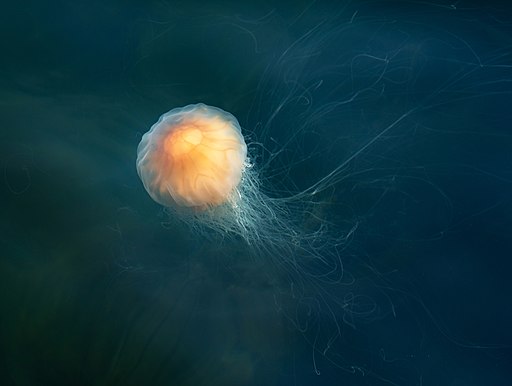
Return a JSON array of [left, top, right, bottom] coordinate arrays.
[[1, 1, 512, 385]]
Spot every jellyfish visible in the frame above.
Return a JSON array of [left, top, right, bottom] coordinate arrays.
[[135, 99, 414, 254], [135, 99, 410, 378], [136, 102, 316, 251]]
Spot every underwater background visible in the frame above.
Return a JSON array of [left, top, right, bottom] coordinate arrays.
[[1, 1, 512, 385]]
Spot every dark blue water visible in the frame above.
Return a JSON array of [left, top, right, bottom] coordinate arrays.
[[1, 1, 511, 385]]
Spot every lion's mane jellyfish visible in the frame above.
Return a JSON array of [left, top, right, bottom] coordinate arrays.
[[136, 102, 316, 251]]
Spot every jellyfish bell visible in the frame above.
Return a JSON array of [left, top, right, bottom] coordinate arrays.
[[136, 103, 247, 211]]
